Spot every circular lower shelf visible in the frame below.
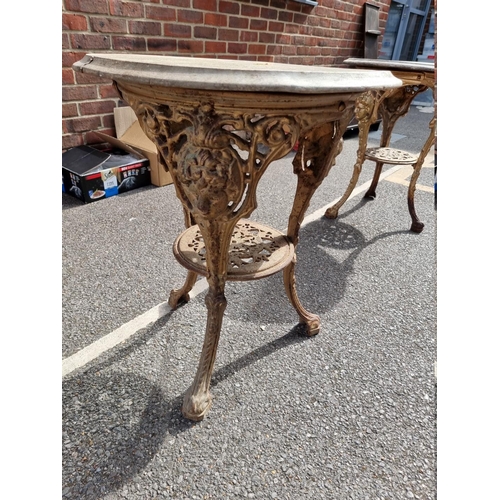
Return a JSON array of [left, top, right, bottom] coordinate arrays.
[[173, 219, 295, 281], [365, 147, 418, 165]]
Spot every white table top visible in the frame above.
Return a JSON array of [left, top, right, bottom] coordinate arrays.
[[73, 53, 402, 94]]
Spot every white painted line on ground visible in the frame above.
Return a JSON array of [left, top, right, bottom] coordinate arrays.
[[384, 161, 434, 193], [62, 278, 213, 378], [62, 302, 172, 377], [62, 162, 412, 378]]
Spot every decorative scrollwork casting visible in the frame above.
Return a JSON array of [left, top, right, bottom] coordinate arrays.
[[129, 98, 301, 223]]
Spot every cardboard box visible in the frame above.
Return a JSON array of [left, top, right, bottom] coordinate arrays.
[[62, 144, 151, 204], [96, 107, 173, 187]]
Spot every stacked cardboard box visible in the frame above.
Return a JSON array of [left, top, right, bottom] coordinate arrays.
[[97, 106, 173, 188]]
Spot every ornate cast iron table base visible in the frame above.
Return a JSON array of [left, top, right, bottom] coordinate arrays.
[[130, 86, 353, 420], [124, 84, 356, 420]]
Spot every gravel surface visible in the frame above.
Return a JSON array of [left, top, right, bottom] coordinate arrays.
[[63, 106, 436, 499]]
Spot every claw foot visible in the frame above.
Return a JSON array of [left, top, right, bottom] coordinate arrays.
[[302, 315, 321, 337], [324, 207, 339, 219], [410, 221, 424, 233], [182, 390, 213, 422], [168, 288, 191, 309]]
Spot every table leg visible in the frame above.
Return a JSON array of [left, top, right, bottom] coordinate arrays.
[[168, 271, 199, 309], [363, 121, 393, 199], [285, 118, 349, 335], [325, 92, 377, 219], [169, 208, 199, 308], [408, 115, 436, 233], [181, 220, 235, 421]]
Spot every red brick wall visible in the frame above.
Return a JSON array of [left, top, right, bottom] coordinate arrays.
[[62, 0, 391, 150]]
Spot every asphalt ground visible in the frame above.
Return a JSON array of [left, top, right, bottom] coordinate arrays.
[[62, 105, 437, 499]]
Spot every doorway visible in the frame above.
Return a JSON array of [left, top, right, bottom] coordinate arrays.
[[380, 0, 431, 61]]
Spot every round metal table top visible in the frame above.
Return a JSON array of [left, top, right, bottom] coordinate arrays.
[[73, 53, 402, 94]]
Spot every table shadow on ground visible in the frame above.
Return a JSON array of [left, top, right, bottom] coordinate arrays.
[[223, 212, 409, 327], [62, 326, 307, 499], [62, 204, 413, 499]]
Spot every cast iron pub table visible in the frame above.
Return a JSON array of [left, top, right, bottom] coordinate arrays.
[[324, 58, 436, 233], [73, 54, 401, 421]]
